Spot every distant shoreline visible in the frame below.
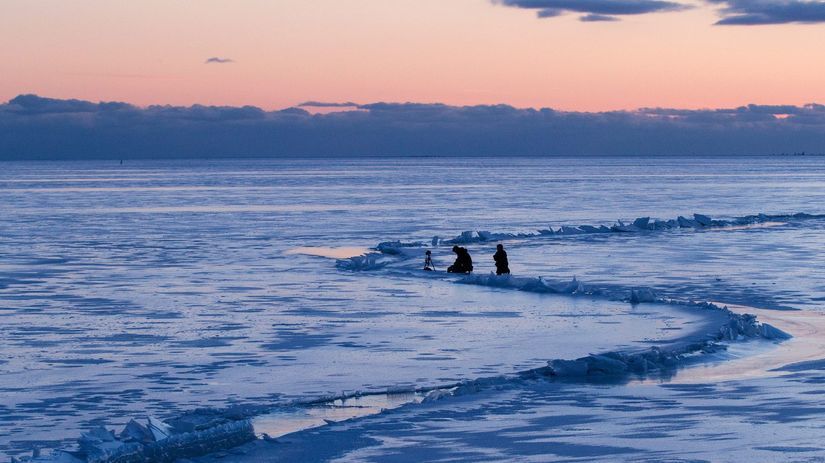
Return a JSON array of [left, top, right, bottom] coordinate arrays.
[[774, 152, 825, 156], [2, 153, 825, 163]]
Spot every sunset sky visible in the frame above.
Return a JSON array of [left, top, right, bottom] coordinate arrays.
[[2, 0, 825, 111]]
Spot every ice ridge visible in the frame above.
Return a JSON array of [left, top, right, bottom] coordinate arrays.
[[443, 212, 825, 245]]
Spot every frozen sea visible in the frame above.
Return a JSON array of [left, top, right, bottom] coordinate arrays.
[[2, 156, 825, 461]]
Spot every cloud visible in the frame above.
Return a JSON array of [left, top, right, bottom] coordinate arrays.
[[299, 101, 359, 108], [496, 0, 690, 21], [709, 0, 825, 25], [2, 94, 825, 160], [580, 13, 620, 21], [536, 8, 564, 17], [205, 57, 234, 64]]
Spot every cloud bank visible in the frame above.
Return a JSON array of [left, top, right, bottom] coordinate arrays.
[[496, 0, 825, 25], [1, 94, 824, 160]]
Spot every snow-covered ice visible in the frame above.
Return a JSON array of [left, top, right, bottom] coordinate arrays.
[[2, 156, 825, 461]]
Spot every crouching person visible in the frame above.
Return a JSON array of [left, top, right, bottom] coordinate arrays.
[[447, 245, 473, 274]]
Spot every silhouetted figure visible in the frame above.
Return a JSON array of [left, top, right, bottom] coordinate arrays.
[[447, 246, 473, 274], [493, 244, 510, 275], [423, 250, 435, 271]]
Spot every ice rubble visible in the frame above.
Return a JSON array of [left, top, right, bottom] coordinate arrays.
[[457, 273, 587, 295], [416, 303, 792, 399], [454, 273, 791, 378], [336, 241, 421, 270], [442, 212, 825, 245], [417, 305, 792, 400], [544, 312, 791, 379], [456, 273, 677, 307], [375, 240, 425, 255], [335, 253, 388, 271], [14, 413, 256, 463]]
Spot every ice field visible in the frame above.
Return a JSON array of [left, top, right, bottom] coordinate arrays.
[[2, 156, 825, 461]]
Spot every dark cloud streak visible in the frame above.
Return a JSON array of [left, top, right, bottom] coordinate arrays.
[[496, 0, 689, 21], [205, 57, 234, 64], [299, 101, 359, 108], [580, 13, 620, 21], [496, 0, 825, 25], [709, 0, 825, 25]]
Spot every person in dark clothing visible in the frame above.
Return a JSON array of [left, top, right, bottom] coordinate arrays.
[[493, 244, 510, 275], [447, 245, 473, 274]]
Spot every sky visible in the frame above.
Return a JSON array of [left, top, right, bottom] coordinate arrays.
[[2, 0, 825, 112]]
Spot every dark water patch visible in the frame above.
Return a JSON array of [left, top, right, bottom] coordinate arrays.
[[86, 333, 171, 343], [618, 431, 673, 439], [10, 339, 62, 348], [9, 326, 86, 336], [412, 354, 457, 361], [335, 341, 367, 348], [525, 413, 601, 428], [660, 384, 718, 395], [209, 352, 258, 358], [202, 323, 250, 332], [172, 337, 244, 348], [42, 358, 115, 365], [282, 307, 399, 318], [755, 446, 824, 453], [416, 310, 521, 318], [774, 358, 825, 372], [261, 330, 335, 351]]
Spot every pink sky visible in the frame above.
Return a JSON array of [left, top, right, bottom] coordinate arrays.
[[1, 0, 824, 111]]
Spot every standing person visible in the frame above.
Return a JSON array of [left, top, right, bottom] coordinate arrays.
[[423, 250, 435, 271], [447, 246, 473, 274], [493, 244, 510, 275]]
